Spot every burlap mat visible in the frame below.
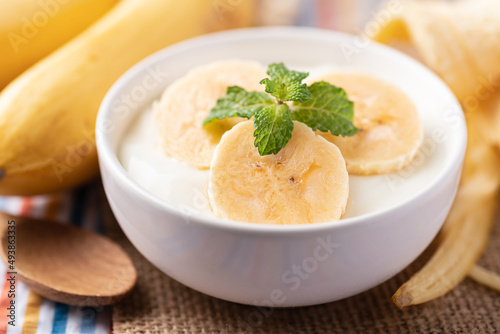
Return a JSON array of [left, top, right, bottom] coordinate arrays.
[[101, 190, 500, 333]]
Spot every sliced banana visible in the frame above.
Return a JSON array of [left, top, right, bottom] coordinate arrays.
[[155, 60, 267, 169], [312, 72, 423, 175], [208, 120, 349, 225]]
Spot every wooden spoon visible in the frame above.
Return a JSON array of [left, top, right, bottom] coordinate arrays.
[[0, 212, 136, 306]]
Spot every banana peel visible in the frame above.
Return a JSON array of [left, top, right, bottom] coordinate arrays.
[[392, 108, 500, 308], [373, 0, 500, 308], [468, 265, 500, 293]]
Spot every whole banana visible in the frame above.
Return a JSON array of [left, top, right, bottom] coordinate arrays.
[[0, 0, 256, 196], [0, 0, 118, 90]]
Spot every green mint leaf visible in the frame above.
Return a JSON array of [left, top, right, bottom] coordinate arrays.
[[253, 103, 293, 156], [286, 82, 312, 103], [267, 63, 289, 82], [267, 63, 308, 84], [290, 81, 358, 137], [259, 78, 282, 99], [260, 63, 312, 103], [203, 86, 274, 125], [203, 63, 358, 157]]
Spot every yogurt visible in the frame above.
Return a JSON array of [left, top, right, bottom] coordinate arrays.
[[119, 93, 446, 220]]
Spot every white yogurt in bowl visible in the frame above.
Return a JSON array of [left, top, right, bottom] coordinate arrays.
[[97, 27, 466, 306], [118, 65, 452, 221]]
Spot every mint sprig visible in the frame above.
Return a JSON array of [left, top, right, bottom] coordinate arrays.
[[260, 63, 311, 103], [203, 63, 357, 156]]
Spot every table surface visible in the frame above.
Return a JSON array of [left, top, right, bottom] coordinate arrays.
[[2, 179, 498, 334]]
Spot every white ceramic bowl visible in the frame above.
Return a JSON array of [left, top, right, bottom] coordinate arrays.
[[96, 27, 466, 307]]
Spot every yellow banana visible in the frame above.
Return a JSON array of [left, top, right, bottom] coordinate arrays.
[[312, 72, 423, 175], [0, 0, 118, 90], [208, 120, 349, 225], [155, 60, 267, 169], [0, 0, 256, 196]]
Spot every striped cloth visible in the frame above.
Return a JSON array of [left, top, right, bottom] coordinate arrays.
[[0, 1, 386, 332], [0, 187, 111, 334]]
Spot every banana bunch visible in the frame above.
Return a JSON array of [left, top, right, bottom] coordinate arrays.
[[0, 0, 256, 196]]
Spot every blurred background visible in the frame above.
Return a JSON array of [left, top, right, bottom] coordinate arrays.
[[258, 0, 386, 32]]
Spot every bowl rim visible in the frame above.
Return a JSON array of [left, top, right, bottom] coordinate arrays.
[[96, 26, 467, 234]]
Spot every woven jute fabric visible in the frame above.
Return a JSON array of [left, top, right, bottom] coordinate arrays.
[[102, 192, 500, 334]]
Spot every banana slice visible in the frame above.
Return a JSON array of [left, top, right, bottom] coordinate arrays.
[[208, 120, 349, 225], [155, 60, 267, 169], [312, 72, 423, 175]]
